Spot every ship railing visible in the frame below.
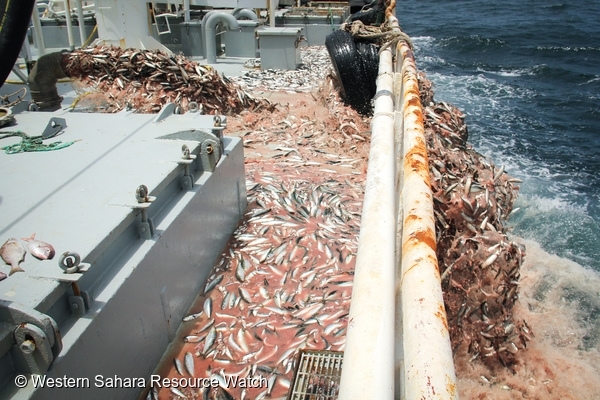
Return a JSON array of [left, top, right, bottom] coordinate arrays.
[[338, 15, 459, 400]]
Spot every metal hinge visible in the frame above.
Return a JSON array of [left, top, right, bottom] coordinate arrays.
[[0, 300, 62, 375]]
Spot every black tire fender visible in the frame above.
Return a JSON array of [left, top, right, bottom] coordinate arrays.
[[0, 0, 37, 87]]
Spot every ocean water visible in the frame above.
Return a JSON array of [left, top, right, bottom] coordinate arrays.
[[397, 1, 600, 398]]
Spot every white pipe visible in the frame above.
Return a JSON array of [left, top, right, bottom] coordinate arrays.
[[338, 48, 396, 400], [31, 4, 46, 55], [269, 0, 275, 28], [64, 0, 75, 50], [203, 12, 239, 64], [75, 0, 86, 47], [232, 8, 259, 21], [397, 39, 458, 400], [183, 0, 190, 23]]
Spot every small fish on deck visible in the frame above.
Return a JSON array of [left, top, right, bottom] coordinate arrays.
[[21, 233, 55, 260], [1, 238, 26, 275]]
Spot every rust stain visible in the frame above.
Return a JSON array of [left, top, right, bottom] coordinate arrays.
[[410, 107, 425, 125], [405, 148, 427, 171], [406, 93, 420, 104], [406, 213, 420, 223], [436, 303, 449, 331], [402, 230, 436, 257], [412, 228, 436, 252], [404, 137, 430, 182], [446, 375, 457, 396]]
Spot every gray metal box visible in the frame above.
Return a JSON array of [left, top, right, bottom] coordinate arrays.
[[39, 20, 97, 49], [276, 7, 348, 46], [181, 21, 204, 57], [257, 27, 302, 70], [152, 15, 185, 54], [224, 20, 259, 58]]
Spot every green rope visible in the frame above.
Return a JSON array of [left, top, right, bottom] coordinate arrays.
[[0, 131, 76, 154]]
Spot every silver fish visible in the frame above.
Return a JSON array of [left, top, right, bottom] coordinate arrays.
[[1, 238, 26, 275], [184, 351, 194, 376], [182, 312, 202, 322], [21, 233, 55, 260], [204, 298, 212, 318], [204, 274, 223, 295], [173, 357, 184, 376], [204, 326, 216, 354]]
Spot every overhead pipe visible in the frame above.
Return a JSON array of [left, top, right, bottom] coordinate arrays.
[[269, 0, 275, 28], [232, 8, 259, 21], [63, 0, 75, 50], [75, 0, 86, 46], [183, 0, 190, 22], [202, 12, 239, 64], [338, 46, 396, 400], [31, 2, 47, 55]]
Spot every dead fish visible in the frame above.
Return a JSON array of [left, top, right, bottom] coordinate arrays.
[[21, 233, 55, 260], [203, 386, 234, 400], [204, 326, 217, 354], [239, 287, 252, 303], [173, 357, 184, 376], [204, 275, 223, 295], [183, 312, 203, 322], [1, 238, 26, 275], [204, 298, 212, 318], [170, 387, 187, 399], [184, 351, 195, 376], [183, 335, 202, 343], [235, 261, 245, 282]]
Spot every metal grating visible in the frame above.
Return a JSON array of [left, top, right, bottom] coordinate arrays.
[[288, 350, 344, 400]]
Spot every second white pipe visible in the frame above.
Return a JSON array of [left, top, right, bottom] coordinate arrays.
[[338, 47, 396, 400]]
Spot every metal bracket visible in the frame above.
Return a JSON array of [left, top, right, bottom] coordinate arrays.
[[134, 185, 155, 240], [58, 252, 91, 317], [211, 115, 227, 142], [42, 117, 67, 139], [178, 144, 197, 190], [0, 300, 62, 375], [199, 138, 221, 172]]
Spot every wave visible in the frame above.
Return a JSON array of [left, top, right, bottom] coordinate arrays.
[[456, 238, 600, 399], [439, 34, 507, 53], [540, 3, 568, 10], [536, 45, 600, 52], [509, 193, 600, 271]]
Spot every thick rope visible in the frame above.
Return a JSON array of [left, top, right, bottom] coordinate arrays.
[[1, 86, 27, 107], [342, 19, 413, 53]]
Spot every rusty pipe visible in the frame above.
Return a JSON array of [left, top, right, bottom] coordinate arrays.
[[397, 39, 458, 399]]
